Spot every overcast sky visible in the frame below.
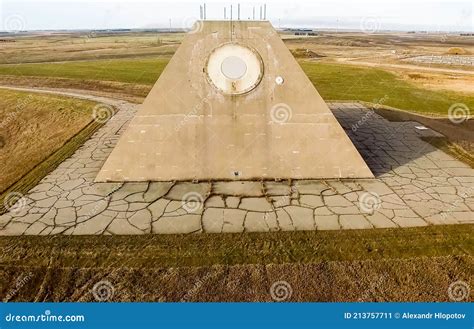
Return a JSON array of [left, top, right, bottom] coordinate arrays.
[[0, 0, 472, 32]]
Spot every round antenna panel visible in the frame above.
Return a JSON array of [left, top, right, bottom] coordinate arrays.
[[206, 43, 263, 95]]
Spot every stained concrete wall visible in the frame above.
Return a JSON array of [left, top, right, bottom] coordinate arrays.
[[96, 21, 373, 182]]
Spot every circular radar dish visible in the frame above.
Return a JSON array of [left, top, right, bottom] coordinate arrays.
[[206, 43, 264, 95]]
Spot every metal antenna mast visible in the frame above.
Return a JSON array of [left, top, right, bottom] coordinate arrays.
[[230, 5, 234, 40]]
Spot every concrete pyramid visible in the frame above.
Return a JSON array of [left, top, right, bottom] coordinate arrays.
[[96, 21, 373, 182]]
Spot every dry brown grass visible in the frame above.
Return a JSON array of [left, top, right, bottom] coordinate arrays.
[[283, 32, 474, 62], [1, 256, 471, 302], [0, 89, 98, 193], [446, 47, 469, 55], [0, 225, 472, 301], [0, 75, 149, 103], [290, 48, 324, 59], [0, 32, 182, 64], [402, 72, 474, 94]]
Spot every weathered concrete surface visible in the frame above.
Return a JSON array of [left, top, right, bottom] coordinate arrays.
[[1, 102, 473, 235], [95, 21, 373, 182]]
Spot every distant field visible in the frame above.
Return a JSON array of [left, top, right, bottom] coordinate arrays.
[[0, 89, 98, 193], [0, 58, 472, 116], [0, 33, 181, 64], [0, 58, 169, 85], [301, 62, 474, 115]]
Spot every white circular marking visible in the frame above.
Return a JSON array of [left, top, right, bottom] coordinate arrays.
[[206, 43, 264, 95], [221, 56, 248, 80], [275, 76, 284, 85]]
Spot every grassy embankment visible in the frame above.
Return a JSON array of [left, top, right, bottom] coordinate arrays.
[[0, 89, 104, 210], [0, 224, 472, 301]]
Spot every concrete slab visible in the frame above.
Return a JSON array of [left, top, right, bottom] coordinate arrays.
[[1, 102, 473, 235]]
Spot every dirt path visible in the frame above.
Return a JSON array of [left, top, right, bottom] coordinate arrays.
[[0, 85, 139, 107]]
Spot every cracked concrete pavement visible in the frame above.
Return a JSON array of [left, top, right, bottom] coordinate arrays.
[[0, 95, 473, 235]]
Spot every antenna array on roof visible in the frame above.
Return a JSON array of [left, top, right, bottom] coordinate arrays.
[[199, 3, 268, 21]]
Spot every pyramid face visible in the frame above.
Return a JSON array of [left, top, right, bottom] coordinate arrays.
[[96, 21, 373, 182]]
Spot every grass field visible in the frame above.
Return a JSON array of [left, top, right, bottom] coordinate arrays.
[[0, 59, 472, 116], [0, 58, 169, 85], [0, 89, 99, 193], [300, 62, 474, 116], [0, 225, 472, 301]]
